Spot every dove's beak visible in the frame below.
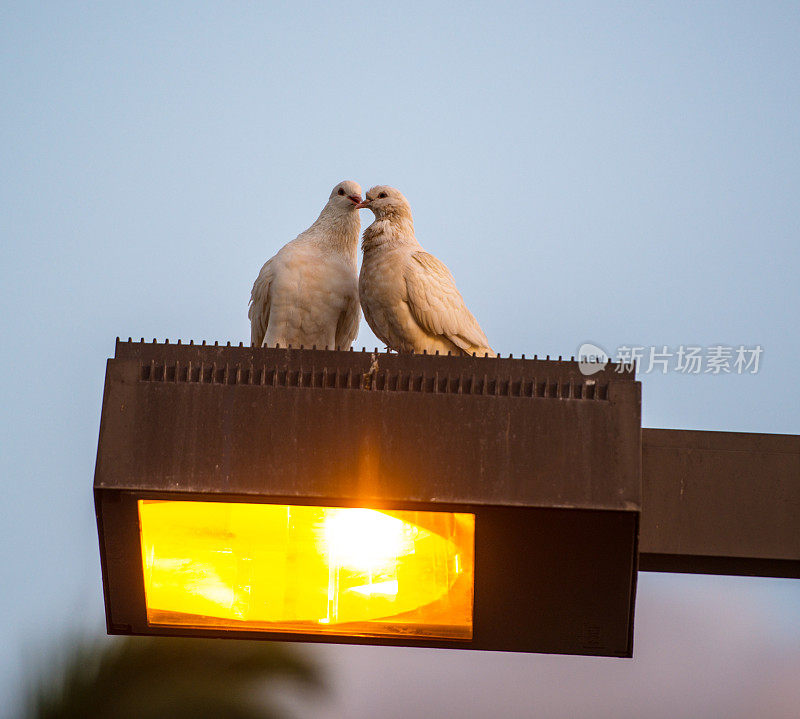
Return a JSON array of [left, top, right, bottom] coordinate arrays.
[[355, 199, 371, 209], [348, 195, 361, 206]]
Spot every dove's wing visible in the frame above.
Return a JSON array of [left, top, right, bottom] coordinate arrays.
[[403, 251, 493, 355], [334, 293, 361, 350], [249, 258, 275, 347]]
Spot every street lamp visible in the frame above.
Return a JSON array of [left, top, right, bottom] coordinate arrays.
[[95, 340, 641, 656]]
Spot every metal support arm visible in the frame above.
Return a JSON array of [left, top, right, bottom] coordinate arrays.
[[640, 429, 800, 578]]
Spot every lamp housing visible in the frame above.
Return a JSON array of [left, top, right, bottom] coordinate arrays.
[[95, 341, 641, 657]]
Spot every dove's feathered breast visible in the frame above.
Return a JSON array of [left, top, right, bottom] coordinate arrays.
[[249, 189, 361, 350], [359, 197, 495, 357]]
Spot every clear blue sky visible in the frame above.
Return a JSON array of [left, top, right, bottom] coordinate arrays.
[[1, 2, 798, 717]]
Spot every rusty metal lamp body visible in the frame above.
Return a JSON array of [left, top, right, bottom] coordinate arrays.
[[95, 341, 641, 657]]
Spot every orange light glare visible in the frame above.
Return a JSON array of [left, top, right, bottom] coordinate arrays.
[[138, 500, 474, 640]]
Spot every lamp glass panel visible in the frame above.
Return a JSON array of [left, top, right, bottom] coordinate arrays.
[[138, 500, 474, 639]]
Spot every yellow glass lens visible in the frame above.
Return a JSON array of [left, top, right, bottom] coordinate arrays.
[[138, 500, 474, 640]]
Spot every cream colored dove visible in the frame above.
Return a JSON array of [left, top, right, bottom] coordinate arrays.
[[357, 185, 495, 357], [249, 180, 362, 349]]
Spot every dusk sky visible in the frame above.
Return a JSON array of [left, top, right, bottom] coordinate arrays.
[[1, 2, 798, 717]]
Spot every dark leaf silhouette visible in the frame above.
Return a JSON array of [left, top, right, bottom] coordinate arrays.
[[23, 635, 324, 719]]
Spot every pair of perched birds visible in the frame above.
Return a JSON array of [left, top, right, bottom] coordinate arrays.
[[249, 181, 495, 357]]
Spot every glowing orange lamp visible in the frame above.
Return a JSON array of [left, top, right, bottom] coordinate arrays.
[[95, 341, 640, 656], [139, 500, 474, 640]]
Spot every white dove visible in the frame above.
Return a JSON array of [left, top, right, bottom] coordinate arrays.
[[249, 180, 362, 349], [357, 185, 495, 357]]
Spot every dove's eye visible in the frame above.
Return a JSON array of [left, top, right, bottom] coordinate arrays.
[[337, 188, 345, 196], [378, 192, 388, 198]]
